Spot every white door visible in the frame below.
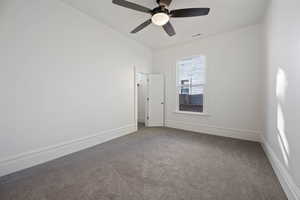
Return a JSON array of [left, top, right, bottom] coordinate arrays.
[[146, 74, 164, 127]]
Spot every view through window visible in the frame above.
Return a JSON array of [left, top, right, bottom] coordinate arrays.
[[177, 56, 206, 113]]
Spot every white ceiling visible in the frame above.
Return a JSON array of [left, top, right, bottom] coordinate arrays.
[[61, 0, 269, 49]]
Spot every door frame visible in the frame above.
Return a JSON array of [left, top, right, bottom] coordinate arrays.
[[134, 67, 165, 128], [134, 67, 165, 129], [134, 67, 149, 129]]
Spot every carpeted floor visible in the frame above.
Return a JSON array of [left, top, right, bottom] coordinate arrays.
[[0, 127, 287, 200]]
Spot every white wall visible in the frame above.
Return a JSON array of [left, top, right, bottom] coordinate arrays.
[[262, 0, 300, 199], [153, 25, 264, 141], [0, 0, 152, 176]]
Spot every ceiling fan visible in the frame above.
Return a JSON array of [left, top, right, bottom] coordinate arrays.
[[112, 0, 210, 37]]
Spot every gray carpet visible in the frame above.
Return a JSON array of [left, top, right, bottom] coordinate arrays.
[[0, 127, 287, 200]]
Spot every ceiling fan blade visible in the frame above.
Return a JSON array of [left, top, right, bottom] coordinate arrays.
[[157, 0, 173, 7], [112, 0, 152, 14], [131, 19, 152, 33], [170, 8, 210, 18], [163, 21, 176, 36]]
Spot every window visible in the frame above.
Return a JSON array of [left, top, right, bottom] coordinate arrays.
[[176, 56, 206, 113]]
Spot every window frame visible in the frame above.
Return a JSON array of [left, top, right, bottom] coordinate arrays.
[[175, 55, 208, 116]]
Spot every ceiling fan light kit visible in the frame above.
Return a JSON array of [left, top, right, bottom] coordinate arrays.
[[112, 0, 210, 37], [152, 12, 169, 26]]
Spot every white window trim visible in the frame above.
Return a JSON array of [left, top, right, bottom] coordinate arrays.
[[173, 110, 210, 116], [175, 55, 209, 116]]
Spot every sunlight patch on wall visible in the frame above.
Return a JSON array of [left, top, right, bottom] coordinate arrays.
[[277, 104, 290, 166], [276, 68, 288, 101], [276, 68, 290, 167]]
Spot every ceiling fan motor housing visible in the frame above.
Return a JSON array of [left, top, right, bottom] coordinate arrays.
[[156, 0, 170, 7], [152, 6, 169, 16]]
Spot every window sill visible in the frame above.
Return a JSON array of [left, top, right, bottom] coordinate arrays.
[[174, 110, 210, 116]]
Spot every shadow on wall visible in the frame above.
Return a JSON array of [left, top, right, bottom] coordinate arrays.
[[276, 67, 290, 167]]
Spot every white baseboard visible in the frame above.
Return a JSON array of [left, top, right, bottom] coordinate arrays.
[[165, 120, 261, 142], [261, 139, 300, 200], [0, 124, 137, 177]]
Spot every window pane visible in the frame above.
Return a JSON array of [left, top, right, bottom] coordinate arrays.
[[177, 56, 206, 86], [190, 85, 204, 95], [178, 85, 204, 113], [177, 56, 206, 113]]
